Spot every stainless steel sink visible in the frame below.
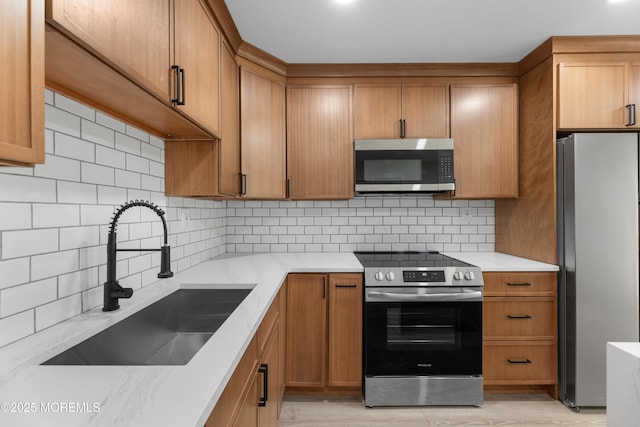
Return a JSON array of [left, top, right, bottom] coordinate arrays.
[[42, 288, 252, 366]]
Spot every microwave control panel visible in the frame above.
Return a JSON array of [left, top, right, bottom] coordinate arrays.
[[438, 151, 454, 182]]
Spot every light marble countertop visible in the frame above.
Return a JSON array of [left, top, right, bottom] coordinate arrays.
[[0, 251, 555, 427], [444, 251, 558, 272]]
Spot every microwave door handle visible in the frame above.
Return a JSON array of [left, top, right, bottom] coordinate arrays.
[[367, 290, 482, 302]]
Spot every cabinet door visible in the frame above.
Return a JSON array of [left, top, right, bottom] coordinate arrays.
[[353, 84, 402, 139], [258, 327, 280, 427], [450, 84, 519, 199], [240, 67, 286, 199], [285, 274, 327, 387], [45, 0, 171, 100], [629, 62, 640, 129], [1, 0, 44, 165], [327, 274, 363, 387], [557, 62, 628, 129], [232, 373, 259, 427], [219, 41, 241, 196], [174, 0, 220, 135], [401, 84, 449, 138], [287, 86, 353, 200]]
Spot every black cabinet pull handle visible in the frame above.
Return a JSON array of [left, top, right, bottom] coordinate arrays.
[[286, 179, 291, 199], [258, 363, 268, 407], [322, 276, 327, 299], [507, 359, 532, 364], [179, 67, 186, 105], [335, 284, 358, 288], [506, 282, 532, 287], [241, 174, 247, 196], [402, 119, 407, 138], [507, 314, 532, 319], [398, 119, 404, 138], [626, 104, 637, 127], [171, 65, 180, 104]]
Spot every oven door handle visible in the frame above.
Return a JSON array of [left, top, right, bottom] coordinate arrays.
[[366, 290, 483, 302]]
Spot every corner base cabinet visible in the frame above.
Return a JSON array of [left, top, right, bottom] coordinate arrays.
[[285, 273, 363, 394], [482, 272, 558, 398]]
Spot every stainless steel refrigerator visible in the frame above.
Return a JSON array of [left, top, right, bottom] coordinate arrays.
[[557, 132, 640, 409]]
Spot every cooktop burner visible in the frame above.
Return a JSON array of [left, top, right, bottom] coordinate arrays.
[[354, 251, 474, 269]]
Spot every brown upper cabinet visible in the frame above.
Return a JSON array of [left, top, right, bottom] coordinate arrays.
[[239, 61, 286, 199], [219, 41, 241, 197], [286, 85, 353, 200], [1, 0, 44, 166], [558, 61, 639, 129], [353, 83, 449, 139], [450, 83, 519, 199], [45, 0, 219, 138]]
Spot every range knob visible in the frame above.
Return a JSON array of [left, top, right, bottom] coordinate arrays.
[[464, 271, 475, 281], [453, 271, 463, 281], [375, 271, 385, 281], [386, 272, 396, 281]]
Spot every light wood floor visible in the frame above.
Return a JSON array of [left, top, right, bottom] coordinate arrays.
[[279, 394, 606, 426]]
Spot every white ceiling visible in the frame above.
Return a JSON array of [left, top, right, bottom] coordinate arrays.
[[224, 0, 640, 64]]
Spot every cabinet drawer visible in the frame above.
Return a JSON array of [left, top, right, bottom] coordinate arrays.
[[258, 295, 279, 355], [483, 272, 557, 296], [484, 297, 556, 340], [483, 342, 556, 384]]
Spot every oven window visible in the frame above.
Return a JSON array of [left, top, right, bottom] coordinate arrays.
[[386, 307, 460, 352], [364, 159, 422, 182], [365, 301, 482, 376]]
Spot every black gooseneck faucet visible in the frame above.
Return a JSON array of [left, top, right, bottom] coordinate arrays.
[[103, 200, 173, 312]]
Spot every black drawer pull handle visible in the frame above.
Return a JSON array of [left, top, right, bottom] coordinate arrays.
[[506, 282, 532, 287], [335, 284, 358, 288], [258, 363, 268, 407], [507, 314, 532, 319], [507, 359, 532, 364]]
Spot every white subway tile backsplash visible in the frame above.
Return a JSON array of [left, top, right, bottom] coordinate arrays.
[[31, 250, 79, 281], [1, 277, 57, 317], [55, 133, 95, 162], [57, 181, 97, 204], [45, 104, 81, 137], [35, 294, 83, 331], [0, 203, 32, 230], [81, 162, 115, 186], [2, 229, 58, 259], [58, 267, 99, 298], [0, 258, 30, 289], [115, 169, 141, 189], [34, 154, 81, 181], [33, 204, 79, 228], [0, 174, 56, 203], [0, 311, 34, 348], [81, 119, 115, 148], [95, 145, 126, 169], [115, 132, 141, 155], [55, 93, 95, 120]]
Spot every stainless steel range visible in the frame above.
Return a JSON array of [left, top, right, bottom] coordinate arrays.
[[354, 251, 484, 407]]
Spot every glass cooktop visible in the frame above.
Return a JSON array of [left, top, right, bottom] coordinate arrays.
[[354, 251, 473, 269]]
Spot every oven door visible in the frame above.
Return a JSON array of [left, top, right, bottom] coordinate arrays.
[[364, 287, 482, 376]]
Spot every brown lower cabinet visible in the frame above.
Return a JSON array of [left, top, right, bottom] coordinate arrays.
[[206, 286, 285, 427], [482, 271, 558, 397], [206, 272, 363, 426], [285, 273, 363, 394]]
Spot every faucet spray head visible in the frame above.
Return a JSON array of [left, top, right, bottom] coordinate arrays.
[[158, 245, 173, 278]]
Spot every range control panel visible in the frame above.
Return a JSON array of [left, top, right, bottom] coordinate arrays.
[[403, 270, 445, 282]]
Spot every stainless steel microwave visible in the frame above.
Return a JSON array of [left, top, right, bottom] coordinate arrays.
[[354, 138, 455, 193]]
